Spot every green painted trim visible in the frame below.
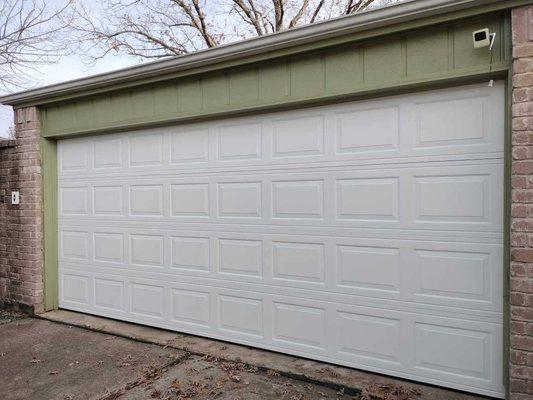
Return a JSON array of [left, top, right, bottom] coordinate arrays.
[[41, 67, 510, 139], [42, 137, 58, 311], [503, 53, 513, 400], [40, 13, 511, 138], [501, 13, 512, 397]]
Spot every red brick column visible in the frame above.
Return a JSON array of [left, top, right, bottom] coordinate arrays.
[[0, 107, 43, 314], [511, 5, 533, 399]]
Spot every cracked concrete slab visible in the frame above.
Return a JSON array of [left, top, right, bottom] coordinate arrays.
[[120, 356, 353, 400], [0, 318, 184, 400]]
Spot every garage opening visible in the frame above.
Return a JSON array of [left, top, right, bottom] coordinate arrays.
[[57, 82, 505, 397]]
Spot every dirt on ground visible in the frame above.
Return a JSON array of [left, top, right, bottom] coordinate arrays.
[[0, 316, 420, 400], [0, 309, 25, 325]]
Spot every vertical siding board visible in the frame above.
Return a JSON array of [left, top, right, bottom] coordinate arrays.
[[131, 87, 155, 119], [325, 46, 363, 92], [453, 17, 502, 70], [400, 36, 408, 78], [258, 60, 289, 103], [73, 99, 94, 131], [363, 40, 403, 85], [58, 103, 75, 132], [203, 73, 229, 110], [43, 106, 60, 134], [290, 54, 325, 98], [178, 78, 203, 113], [229, 67, 259, 106], [153, 83, 178, 117], [92, 96, 112, 128], [111, 91, 132, 122], [406, 28, 449, 77], [447, 26, 455, 70]]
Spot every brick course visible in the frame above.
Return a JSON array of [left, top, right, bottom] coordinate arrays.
[[0, 107, 43, 314], [511, 5, 533, 398]]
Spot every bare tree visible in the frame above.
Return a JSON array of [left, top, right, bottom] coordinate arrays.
[[70, 0, 390, 61], [0, 0, 71, 90]]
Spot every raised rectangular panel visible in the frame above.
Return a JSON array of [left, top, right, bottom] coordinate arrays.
[[61, 187, 88, 215], [219, 295, 263, 337], [273, 302, 325, 349], [129, 133, 163, 166], [171, 236, 209, 271], [336, 178, 399, 220], [171, 184, 209, 217], [414, 250, 489, 301], [94, 138, 122, 169], [131, 283, 164, 318], [415, 175, 488, 222], [171, 288, 210, 327], [93, 186, 123, 216], [94, 233, 123, 263], [336, 311, 400, 363], [218, 182, 261, 218], [130, 185, 163, 216], [272, 180, 323, 219], [219, 239, 262, 276], [273, 242, 324, 283], [218, 123, 261, 161], [61, 231, 88, 260], [170, 128, 209, 163], [130, 235, 164, 267], [336, 107, 399, 153], [415, 96, 487, 147], [272, 116, 324, 157], [61, 140, 87, 172], [94, 278, 124, 310], [415, 323, 490, 379], [62, 274, 89, 304], [337, 246, 400, 291]]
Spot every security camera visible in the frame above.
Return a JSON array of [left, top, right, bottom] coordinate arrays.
[[473, 28, 494, 49]]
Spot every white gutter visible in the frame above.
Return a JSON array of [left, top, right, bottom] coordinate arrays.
[[0, 0, 518, 106]]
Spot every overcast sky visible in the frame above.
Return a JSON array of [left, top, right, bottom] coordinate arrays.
[[0, 52, 138, 137]]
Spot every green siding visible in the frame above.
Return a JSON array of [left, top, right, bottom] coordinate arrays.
[[42, 137, 58, 310], [41, 13, 512, 137]]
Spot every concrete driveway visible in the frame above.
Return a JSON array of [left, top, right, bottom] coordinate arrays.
[[0, 315, 354, 400], [0, 311, 485, 400]]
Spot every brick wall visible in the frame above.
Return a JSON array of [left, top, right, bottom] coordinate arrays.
[[511, 5, 533, 399], [0, 107, 43, 314]]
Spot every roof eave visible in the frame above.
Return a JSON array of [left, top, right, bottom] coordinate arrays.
[[0, 0, 524, 107]]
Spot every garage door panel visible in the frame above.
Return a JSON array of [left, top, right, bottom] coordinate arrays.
[[59, 242, 502, 314], [170, 287, 211, 328], [58, 83, 505, 397], [58, 225, 503, 312], [129, 131, 165, 167], [58, 269, 503, 395], [94, 278, 125, 311], [170, 127, 209, 164], [59, 163, 503, 232]]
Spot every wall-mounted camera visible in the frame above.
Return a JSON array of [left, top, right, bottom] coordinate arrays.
[[473, 28, 496, 50]]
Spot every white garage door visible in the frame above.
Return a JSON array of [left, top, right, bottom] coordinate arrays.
[[58, 82, 505, 397]]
